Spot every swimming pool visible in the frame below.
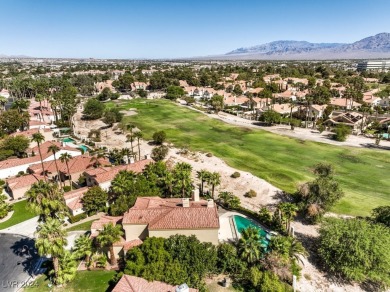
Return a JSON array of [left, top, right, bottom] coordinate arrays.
[[382, 133, 389, 139], [62, 137, 76, 143], [233, 215, 270, 247], [79, 145, 89, 153]]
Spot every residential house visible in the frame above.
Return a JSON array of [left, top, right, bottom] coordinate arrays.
[[5, 174, 45, 200], [0, 141, 81, 179], [330, 98, 361, 110], [122, 195, 219, 244], [84, 159, 152, 190], [64, 187, 89, 216], [325, 111, 367, 132], [28, 155, 110, 185], [112, 275, 198, 292], [91, 194, 220, 260], [363, 91, 382, 107]]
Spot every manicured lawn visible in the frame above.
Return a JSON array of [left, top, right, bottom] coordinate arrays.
[[66, 219, 94, 232], [26, 270, 116, 292], [0, 200, 36, 230], [107, 99, 390, 216]]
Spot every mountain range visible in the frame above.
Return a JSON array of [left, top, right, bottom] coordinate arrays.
[[222, 33, 390, 60]]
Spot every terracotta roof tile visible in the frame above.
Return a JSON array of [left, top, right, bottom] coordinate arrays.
[[112, 275, 198, 292], [6, 174, 45, 191], [123, 197, 219, 230]]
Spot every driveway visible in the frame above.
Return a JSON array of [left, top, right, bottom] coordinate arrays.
[[0, 233, 41, 292]]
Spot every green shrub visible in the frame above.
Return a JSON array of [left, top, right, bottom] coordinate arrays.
[[245, 189, 257, 198], [68, 213, 87, 224], [0, 179, 5, 186], [333, 125, 351, 142], [318, 124, 326, 133], [231, 171, 241, 178], [63, 186, 72, 192]]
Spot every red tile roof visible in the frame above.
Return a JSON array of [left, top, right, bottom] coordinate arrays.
[[85, 159, 152, 184], [28, 155, 110, 175], [123, 197, 220, 230], [64, 187, 89, 211], [91, 215, 123, 231], [6, 174, 45, 191], [112, 275, 198, 292]]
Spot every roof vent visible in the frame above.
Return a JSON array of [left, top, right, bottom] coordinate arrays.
[[182, 198, 190, 208], [176, 283, 189, 292]]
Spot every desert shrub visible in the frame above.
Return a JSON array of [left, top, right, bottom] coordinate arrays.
[[68, 213, 87, 224], [206, 153, 213, 157], [231, 171, 241, 178], [245, 189, 257, 198]]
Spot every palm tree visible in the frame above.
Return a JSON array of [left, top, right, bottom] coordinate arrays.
[[238, 226, 263, 265], [288, 237, 307, 264], [121, 147, 132, 164], [56, 250, 77, 285], [163, 171, 174, 197], [96, 223, 124, 266], [35, 218, 67, 282], [90, 151, 105, 168], [73, 234, 93, 264], [59, 152, 73, 190], [0, 96, 7, 113], [277, 202, 299, 233], [174, 162, 193, 198], [207, 172, 221, 200], [196, 169, 210, 195], [133, 131, 143, 161], [126, 124, 136, 152], [48, 144, 62, 187], [26, 180, 68, 221], [110, 170, 136, 198], [31, 132, 46, 180]]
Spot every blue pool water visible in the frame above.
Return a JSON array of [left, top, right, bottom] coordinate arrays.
[[382, 133, 389, 139], [62, 137, 75, 143], [79, 145, 89, 153], [233, 215, 270, 247]]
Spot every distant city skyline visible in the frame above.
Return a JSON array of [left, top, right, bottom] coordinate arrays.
[[1, 0, 390, 59]]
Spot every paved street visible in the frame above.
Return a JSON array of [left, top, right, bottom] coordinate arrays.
[[0, 233, 40, 292]]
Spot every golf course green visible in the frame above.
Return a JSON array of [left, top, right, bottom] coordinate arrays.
[[107, 99, 390, 216]]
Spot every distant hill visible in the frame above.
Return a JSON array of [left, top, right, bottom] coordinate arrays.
[[0, 54, 32, 59], [221, 33, 390, 60]]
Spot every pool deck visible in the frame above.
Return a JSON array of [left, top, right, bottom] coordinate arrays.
[[218, 211, 273, 243], [218, 211, 247, 242]]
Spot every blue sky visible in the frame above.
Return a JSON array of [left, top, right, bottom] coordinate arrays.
[[1, 0, 389, 58]]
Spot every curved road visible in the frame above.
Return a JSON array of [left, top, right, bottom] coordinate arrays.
[[0, 233, 40, 292]]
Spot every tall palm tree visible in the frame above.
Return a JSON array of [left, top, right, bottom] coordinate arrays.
[[48, 144, 62, 187], [121, 147, 132, 164], [35, 218, 67, 283], [277, 202, 299, 233], [73, 234, 93, 264], [196, 169, 210, 195], [163, 171, 174, 197], [0, 96, 7, 113], [110, 170, 136, 199], [90, 151, 105, 168], [56, 250, 77, 285], [96, 223, 124, 266], [31, 132, 46, 181], [126, 123, 136, 151], [238, 226, 263, 265], [26, 180, 68, 221], [174, 162, 193, 198], [207, 172, 221, 200], [133, 131, 143, 161], [59, 152, 73, 190]]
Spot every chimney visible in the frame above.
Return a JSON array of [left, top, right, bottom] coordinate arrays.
[[129, 157, 135, 164], [192, 189, 200, 202], [182, 198, 190, 208], [207, 199, 214, 208], [144, 154, 150, 160]]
